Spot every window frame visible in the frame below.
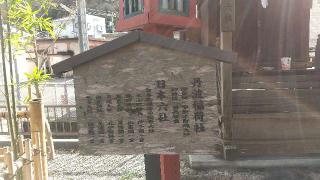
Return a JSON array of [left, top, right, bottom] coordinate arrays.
[[123, 0, 144, 18], [159, 0, 189, 16]]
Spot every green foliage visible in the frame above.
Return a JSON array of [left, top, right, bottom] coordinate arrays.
[[119, 171, 140, 180], [2, 0, 57, 51], [1, 0, 58, 100], [24, 67, 51, 86], [22, 67, 51, 102]]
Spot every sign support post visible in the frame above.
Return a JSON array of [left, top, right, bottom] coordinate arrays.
[[220, 0, 237, 160], [145, 154, 161, 180], [160, 154, 180, 180]]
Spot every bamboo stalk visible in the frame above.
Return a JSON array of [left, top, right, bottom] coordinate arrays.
[[32, 132, 43, 180], [29, 99, 48, 180], [0, 147, 7, 155], [4, 151, 14, 178], [45, 120, 55, 160], [0, 6, 18, 160], [5, 0, 20, 160], [23, 139, 33, 180], [18, 135, 24, 156]]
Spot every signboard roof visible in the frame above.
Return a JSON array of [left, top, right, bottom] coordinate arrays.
[[52, 31, 236, 75]]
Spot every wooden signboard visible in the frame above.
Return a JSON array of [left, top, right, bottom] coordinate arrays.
[[52, 32, 236, 155]]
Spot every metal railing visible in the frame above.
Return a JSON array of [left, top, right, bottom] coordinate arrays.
[[0, 105, 78, 138]]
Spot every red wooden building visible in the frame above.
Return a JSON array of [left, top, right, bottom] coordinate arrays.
[[116, 0, 200, 37]]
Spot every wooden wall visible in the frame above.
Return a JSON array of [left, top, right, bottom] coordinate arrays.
[[200, 0, 312, 72], [257, 0, 311, 70]]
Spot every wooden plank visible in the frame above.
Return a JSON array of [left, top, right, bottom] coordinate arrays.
[[233, 89, 320, 113], [233, 89, 320, 98], [233, 112, 320, 119], [233, 69, 320, 76], [233, 96, 319, 106], [230, 139, 320, 157], [233, 81, 320, 89], [233, 101, 320, 114], [233, 112, 320, 140], [233, 74, 320, 84]]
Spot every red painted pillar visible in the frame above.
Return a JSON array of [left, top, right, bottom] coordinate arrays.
[[160, 154, 180, 180]]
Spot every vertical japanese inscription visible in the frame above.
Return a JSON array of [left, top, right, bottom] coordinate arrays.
[[145, 88, 155, 133], [136, 94, 145, 142], [171, 88, 180, 124], [125, 94, 135, 142], [157, 80, 169, 122], [180, 87, 191, 136], [192, 78, 205, 133], [82, 77, 211, 145]]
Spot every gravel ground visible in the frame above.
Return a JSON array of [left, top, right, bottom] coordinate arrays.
[[48, 151, 145, 180], [48, 152, 320, 180]]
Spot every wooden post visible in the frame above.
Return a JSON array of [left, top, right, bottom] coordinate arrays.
[[160, 154, 180, 180], [23, 139, 33, 180], [199, 0, 219, 47], [4, 151, 14, 179], [29, 99, 49, 180], [220, 0, 237, 160], [316, 34, 320, 69]]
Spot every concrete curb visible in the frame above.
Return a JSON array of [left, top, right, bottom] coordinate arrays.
[[189, 155, 320, 169]]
